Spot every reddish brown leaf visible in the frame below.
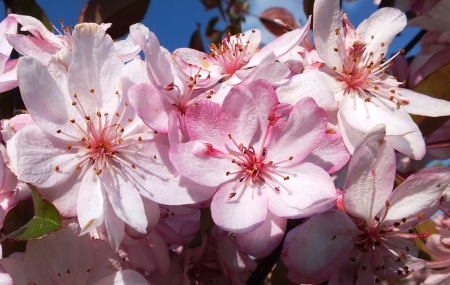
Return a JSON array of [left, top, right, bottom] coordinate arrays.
[[78, 0, 151, 39], [189, 24, 205, 52], [200, 0, 221, 9], [259, 8, 295, 37]]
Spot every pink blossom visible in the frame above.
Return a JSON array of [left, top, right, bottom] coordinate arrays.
[[282, 124, 450, 284], [7, 23, 215, 247], [170, 79, 341, 236], [0, 223, 149, 285], [311, 0, 450, 159], [0, 16, 18, 93]]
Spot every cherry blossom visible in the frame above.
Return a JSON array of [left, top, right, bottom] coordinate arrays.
[[6, 23, 215, 247], [311, 0, 450, 159], [170, 79, 341, 236], [0, 222, 149, 285], [282, 124, 450, 284]]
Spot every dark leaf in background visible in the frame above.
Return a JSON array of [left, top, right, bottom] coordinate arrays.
[[7, 0, 51, 30], [189, 23, 205, 52], [201, 0, 221, 10], [78, 0, 151, 39], [378, 0, 396, 9], [303, 0, 315, 28], [414, 218, 439, 261], [206, 16, 222, 43], [270, 259, 296, 285], [0, 184, 61, 243], [411, 62, 450, 137], [189, 207, 215, 248], [259, 8, 295, 37]]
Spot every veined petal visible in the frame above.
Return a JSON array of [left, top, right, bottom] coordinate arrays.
[[211, 183, 268, 233], [356, 8, 406, 59], [340, 94, 418, 135], [127, 138, 216, 204], [68, 23, 123, 117], [103, 163, 147, 235], [18, 57, 78, 139], [267, 97, 327, 164], [246, 20, 310, 67], [343, 124, 396, 226], [385, 130, 426, 160], [313, 0, 344, 72], [6, 34, 60, 66], [236, 211, 286, 258], [400, 88, 450, 117], [6, 125, 82, 188], [282, 210, 359, 284], [276, 71, 338, 111], [78, 168, 106, 234], [270, 162, 336, 216], [384, 167, 450, 223], [104, 199, 125, 251]]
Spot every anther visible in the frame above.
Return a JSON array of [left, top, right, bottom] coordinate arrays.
[[76, 166, 81, 170], [397, 270, 402, 275], [131, 164, 136, 169], [115, 112, 120, 117], [86, 145, 92, 149], [389, 96, 395, 101], [85, 116, 90, 120], [128, 118, 133, 122], [335, 28, 340, 35], [334, 47, 339, 52], [57, 129, 61, 133], [385, 200, 391, 207], [70, 119, 75, 123], [417, 213, 423, 219], [138, 137, 142, 141], [67, 144, 72, 150], [381, 42, 385, 47], [96, 111, 101, 117], [226, 171, 230, 176], [400, 48, 405, 54], [90, 89, 94, 93], [365, 98, 371, 102], [371, 35, 374, 39], [394, 222, 400, 227], [72, 102, 77, 106], [96, 170, 102, 175], [284, 176, 290, 181], [55, 166, 59, 171], [119, 139, 123, 144], [289, 156, 293, 161], [390, 89, 396, 94], [362, 266, 367, 270], [229, 193, 236, 199], [402, 218, 407, 223], [153, 155, 157, 159], [331, 236, 336, 240]]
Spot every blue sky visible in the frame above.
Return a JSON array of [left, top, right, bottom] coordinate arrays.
[[1, 0, 422, 56]]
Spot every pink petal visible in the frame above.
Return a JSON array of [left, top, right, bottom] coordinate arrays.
[[276, 71, 338, 111], [269, 162, 336, 216], [6, 125, 82, 188], [6, 34, 59, 65], [356, 8, 406, 59], [236, 211, 286, 257], [385, 129, 426, 160], [384, 167, 450, 223], [267, 97, 327, 164], [18, 57, 77, 139], [85, 239, 122, 284], [104, 199, 125, 250], [169, 140, 233, 188], [400, 88, 450, 117], [303, 131, 350, 174], [343, 124, 396, 226], [68, 23, 123, 118], [128, 139, 217, 204], [128, 83, 172, 134], [185, 99, 224, 147], [115, 23, 149, 62], [340, 94, 418, 136], [0, 258, 25, 285], [78, 168, 106, 234], [0, 16, 17, 55], [247, 22, 309, 67], [427, 234, 450, 261], [92, 270, 148, 285], [0, 58, 18, 93], [313, 0, 344, 72], [282, 210, 359, 284], [211, 183, 268, 233], [148, 229, 171, 275], [103, 165, 147, 235]]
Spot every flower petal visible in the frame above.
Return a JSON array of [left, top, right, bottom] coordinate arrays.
[[211, 183, 268, 233], [236, 211, 286, 257], [282, 210, 359, 284], [78, 168, 106, 234], [400, 88, 450, 117], [343, 124, 396, 226]]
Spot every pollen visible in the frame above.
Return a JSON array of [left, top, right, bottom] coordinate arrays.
[[417, 213, 423, 219], [226, 171, 230, 176], [284, 176, 290, 181], [96, 170, 102, 175], [365, 98, 371, 102], [128, 118, 133, 122], [76, 166, 81, 170]]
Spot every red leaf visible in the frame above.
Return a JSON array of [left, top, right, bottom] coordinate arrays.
[[259, 8, 295, 37], [78, 0, 151, 39]]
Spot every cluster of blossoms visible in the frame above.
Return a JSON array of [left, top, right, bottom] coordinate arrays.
[[0, 0, 450, 284]]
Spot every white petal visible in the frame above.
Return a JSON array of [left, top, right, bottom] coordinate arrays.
[[400, 88, 450, 117], [78, 168, 106, 234]]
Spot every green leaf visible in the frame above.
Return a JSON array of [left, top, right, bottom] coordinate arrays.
[[78, 0, 151, 39], [411, 62, 450, 137], [0, 184, 61, 242], [189, 207, 215, 248]]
